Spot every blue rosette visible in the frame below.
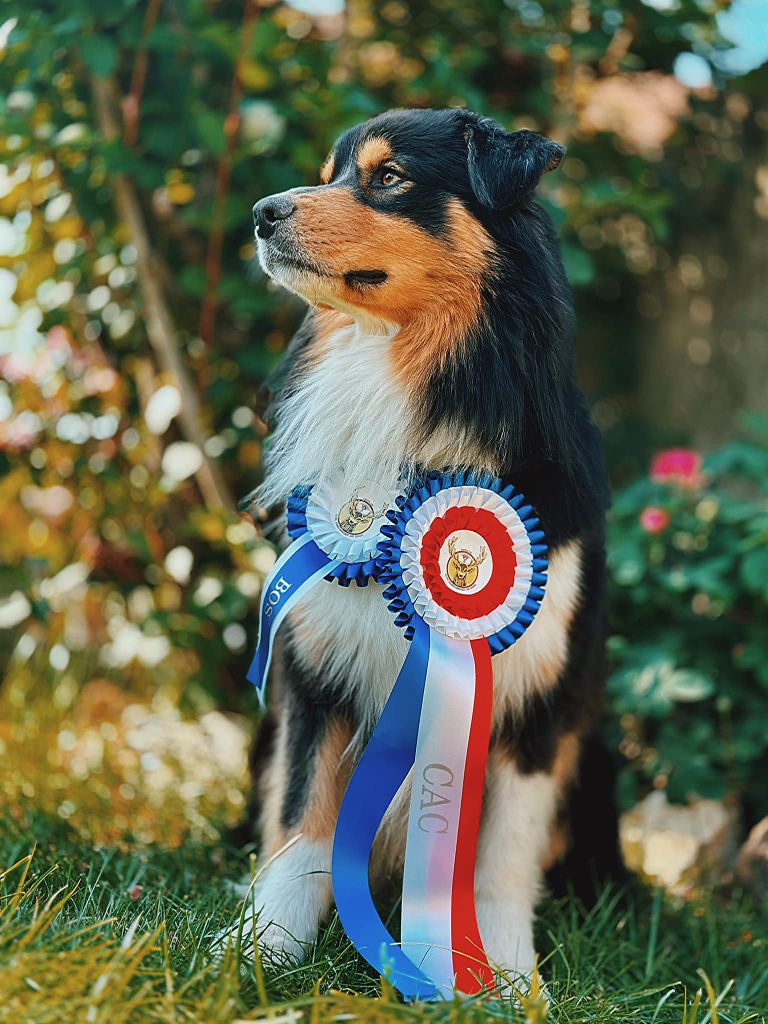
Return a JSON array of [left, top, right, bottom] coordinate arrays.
[[285, 474, 397, 586], [246, 473, 404, 704]]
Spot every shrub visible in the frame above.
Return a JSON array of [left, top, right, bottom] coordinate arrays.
[[607, 416, 768, 820]]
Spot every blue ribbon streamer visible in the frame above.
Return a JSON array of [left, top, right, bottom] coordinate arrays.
[[332, 616, 438, 1001], [246, 535, 338, 705]]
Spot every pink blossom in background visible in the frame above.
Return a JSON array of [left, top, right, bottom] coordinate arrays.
[[0, 327, 72, 384], [640, 506, 671, 534], [0, 353, 33, 382], [45, 325, 72, 353], [20, 485, 75, 519], [83, 365, 119, 396], [650, 448, 704, 487], [579, 72, 691, 157], [0, 413, 39, 451]]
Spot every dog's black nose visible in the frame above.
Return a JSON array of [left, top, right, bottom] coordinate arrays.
[[253, 195, 296, 240]]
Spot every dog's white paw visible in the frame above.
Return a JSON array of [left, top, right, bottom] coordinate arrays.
[[477, 897, 536, 978], [213, 836, 333, 968], [213, 905, 309, 966], [486, 953, 549, 1008]]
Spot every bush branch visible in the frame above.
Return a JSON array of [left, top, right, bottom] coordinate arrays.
[[91, 74, 235, 512], [199, 0, 261, 347], [122, 0, 164, 147]]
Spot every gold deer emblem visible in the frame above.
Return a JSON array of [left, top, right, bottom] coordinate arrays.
[[446, 534, 488, 590], [336, 493, 389, 536]]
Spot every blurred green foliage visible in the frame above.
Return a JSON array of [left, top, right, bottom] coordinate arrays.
[[608, 418, 768, 817], [1, 0, 767, 832]]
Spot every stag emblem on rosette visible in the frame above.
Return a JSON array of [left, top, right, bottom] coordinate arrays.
[[336, 493, 389, 536], [445, 534, 488, 590]]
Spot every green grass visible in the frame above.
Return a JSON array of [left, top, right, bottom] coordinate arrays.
[[1, 815, 766, 1024]]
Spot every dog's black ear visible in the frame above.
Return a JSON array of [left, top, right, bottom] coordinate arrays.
[[464, 115, 565, 209]]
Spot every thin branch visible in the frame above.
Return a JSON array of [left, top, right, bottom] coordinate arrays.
[[199, 0, 261, 347], [91, 74, 235, 512], [123, 0, 164, 147]]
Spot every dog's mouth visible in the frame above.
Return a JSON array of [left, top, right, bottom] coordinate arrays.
[[263, 246, 387, 289], [344, 270, 388, 287], [259, 238, 388, 292], [264, 245, 333, 279]]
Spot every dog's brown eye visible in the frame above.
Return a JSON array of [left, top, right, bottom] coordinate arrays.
[[379, 167, 404, 187]]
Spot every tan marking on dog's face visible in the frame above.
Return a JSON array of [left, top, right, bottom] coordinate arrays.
[[356, 136, 393, 180], [267, 189, 493, 389], [319, 151, 335, 184], [390, 200, 492, 386]]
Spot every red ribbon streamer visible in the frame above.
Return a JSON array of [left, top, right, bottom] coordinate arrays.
[[451, 638, 496, 992]]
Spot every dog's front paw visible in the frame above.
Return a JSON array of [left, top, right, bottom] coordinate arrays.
[[254, 918, 311, 965], [214, 905, 310, 966], [476, 897, 537, 985], [214, 837, 334, 968]]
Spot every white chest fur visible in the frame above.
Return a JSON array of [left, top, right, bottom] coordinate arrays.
[[290, 539, 583, 732], [256, 322, 412, 509], [259, 318, 584, 729]]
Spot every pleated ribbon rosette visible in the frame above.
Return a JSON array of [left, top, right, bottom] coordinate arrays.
[[246, 474, 403, 704], [332, 471, 548, 1000]]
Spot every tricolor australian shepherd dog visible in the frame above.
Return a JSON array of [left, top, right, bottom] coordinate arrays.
[[237, 107, 622, 982]]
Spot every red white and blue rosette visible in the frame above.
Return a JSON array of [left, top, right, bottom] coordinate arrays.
[[332, 471, 547, 1000], [246, 474, 403, 704]]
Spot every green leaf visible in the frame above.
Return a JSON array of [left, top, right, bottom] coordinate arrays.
[[662, 669, 715, 703], [55, 15, 87, 36], [609, 539, 646, 586], [705, 441, 768, 481], [177, 265, 208, 300], [124, 530, 152, 563], [194, 108, 227, 156], [740, 546, 768, 595], [78, 36, 119, 79], [736, 636, 768, 688], [561, 242, 594, 287], [684, 557, 738, 602]]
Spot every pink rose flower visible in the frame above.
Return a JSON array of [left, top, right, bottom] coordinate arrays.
[[650, 448, 703, 488], [640, 506, 670, 534]]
